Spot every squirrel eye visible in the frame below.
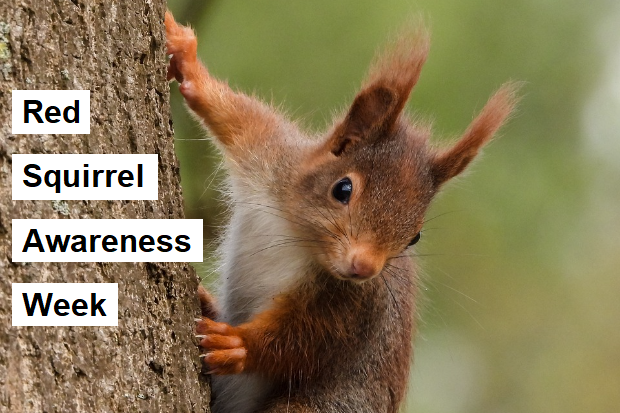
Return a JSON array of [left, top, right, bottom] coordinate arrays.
[[408, 232, 421, 247], [332, 177, 353, 204]]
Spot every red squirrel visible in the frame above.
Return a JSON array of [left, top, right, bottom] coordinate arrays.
[[165, 11, 518, 413]]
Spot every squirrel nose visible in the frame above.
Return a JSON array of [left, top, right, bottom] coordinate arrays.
[[348, 245, 384, 279], [350, 258, 376, 279]]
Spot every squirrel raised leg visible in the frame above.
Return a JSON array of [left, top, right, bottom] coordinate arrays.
[[165, 12, 291, 155]]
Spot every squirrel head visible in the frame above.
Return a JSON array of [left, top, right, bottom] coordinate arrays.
[[285, 27, 519, 283]]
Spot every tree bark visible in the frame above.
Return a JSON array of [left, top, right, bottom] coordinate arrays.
[[0, 1, 210, 411]]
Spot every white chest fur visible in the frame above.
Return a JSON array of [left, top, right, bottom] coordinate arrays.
[[211, 187, 311, 413], [217, 190, 312, 325]]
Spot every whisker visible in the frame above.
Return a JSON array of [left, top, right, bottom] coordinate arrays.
[[453, 300, 486, 330], [381, 273, 401, 319], [249, 239, 332, 257], [420, 227, 444, 232], [235, 201, 342, 242], [233, 201, 343, 243], [431, 278, 479, 304], [306, 197, 350, 244], [423, 210, 461, 225]]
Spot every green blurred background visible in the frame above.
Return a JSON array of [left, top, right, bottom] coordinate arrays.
[[166, 1, 620, 412]]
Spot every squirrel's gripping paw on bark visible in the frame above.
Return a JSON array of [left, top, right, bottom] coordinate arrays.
[[197, 317, 248, 375], [164, 11, 200, 101]]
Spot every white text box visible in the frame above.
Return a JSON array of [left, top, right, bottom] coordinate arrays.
[[12, 90, 90, 134], [12, 283, 118, 326], [12, 219, 203, 262], [12, 154, 158, 200]]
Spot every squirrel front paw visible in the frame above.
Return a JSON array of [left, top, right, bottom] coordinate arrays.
[[196, 317, 247, 375], [164, 11, 204, 105], [164, 11, 197, 83]]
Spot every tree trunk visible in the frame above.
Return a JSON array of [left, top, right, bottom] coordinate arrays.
[[0, 1, 210, 411]]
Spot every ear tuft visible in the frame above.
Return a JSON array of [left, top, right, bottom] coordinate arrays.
[[365, 20, 430, 112], [431, 82, 521, 186]]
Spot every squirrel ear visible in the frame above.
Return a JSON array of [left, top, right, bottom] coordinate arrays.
[[327, 23, 430, 156], [431, 82, 520, 186], [328, 85, 398, 156]]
